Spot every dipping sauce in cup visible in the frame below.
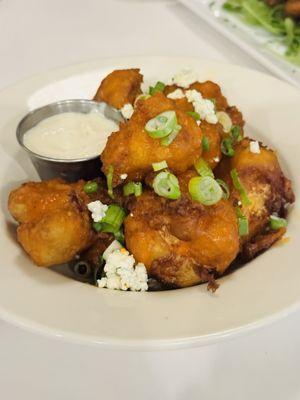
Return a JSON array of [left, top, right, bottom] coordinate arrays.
[[17, 99, 123, 182], [23, 110, 118, 160]]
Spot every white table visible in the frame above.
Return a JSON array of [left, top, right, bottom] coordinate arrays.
[[1, 1, 299, 399]]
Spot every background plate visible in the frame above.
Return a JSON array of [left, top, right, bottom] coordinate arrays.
[[0, 56, 299, 349], [179, 0, 300, 89]]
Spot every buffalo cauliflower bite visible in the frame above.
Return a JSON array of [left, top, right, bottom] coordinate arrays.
[[93, 68, 143, 109], [101, 92, 203, 186], [164, 80, 244, 169], [124, 170, 239, 288], [7, 178, 123, 267], [215, 138, 294, 259]]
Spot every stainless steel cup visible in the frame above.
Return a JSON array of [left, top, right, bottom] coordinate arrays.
[[16, 99, 123, 182]]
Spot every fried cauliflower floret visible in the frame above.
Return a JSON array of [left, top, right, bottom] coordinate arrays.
[[164, 80, 244, 169], [93, 68, 143, 109], [124, 172, 239, 288], [101, 92, 203, 185], [215, 138, 294, 258], [8, 179, 95, 267]]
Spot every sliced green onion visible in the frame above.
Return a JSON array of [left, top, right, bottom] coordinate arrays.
[[216, 179, 230, 200], [238, 216, 249, 236], [96, 205, 126, 233], [160, 124, 181, 146], [83, 181, 98, 194], [269, 215, 287, 230], [153, 171, 181, 200], [123, 181, 142, 197], [106, 165, 114, 199], [194, 158, 214, 178], [145, 111, 177, 139], [187, 111, 201, 121], [188, 176, 223, 206], [92, 222, 103, 232], [114, 230, 125, 244], [221, 137, 235, 157], [202, 135, 210, 152], [231, 125, 242, 143], [236, 206, 249, 236], [231, 168, 251, 206], [152, 160, 168, 171], [149, 81, 166, 95]]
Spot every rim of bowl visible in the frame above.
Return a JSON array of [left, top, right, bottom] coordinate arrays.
[[16, 99, 121, 163]]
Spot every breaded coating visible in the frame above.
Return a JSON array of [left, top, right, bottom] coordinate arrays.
[[215, 138, 294, 258], [101, 92, 203, 185], [93, 68, 143, 109], [8, 180, 94, 267], [124, 171, 239, 288], [285, 0, 300, 18]]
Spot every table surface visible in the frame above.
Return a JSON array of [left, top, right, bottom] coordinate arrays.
[[1, 1, 300, 399]]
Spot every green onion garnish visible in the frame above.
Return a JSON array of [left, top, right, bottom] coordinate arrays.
[[106, 165, 114, 199], [187, 111, 201, 121], [231, 125, 242, 142], [153, 171, 181, 200], [238, 216, 249, 236], [221, 137, 235, 157], [123, 182, 143, 197], [83, 181, 98, 194], [269, 215, 287, 230], [152, 160, 168, 172], [114, 229, 125, 244], [202, 135, 210, 152], [236, 206, 249, 236], [145, 111, 177, 139], [93, 204, 126, 234], [188, 176, 223, 206], [160, 124, 181, 146], [231, 168, 251, 206], [194, 158, 214, 178], [149, 81, 166, 95], [216, 179, 230, 200]]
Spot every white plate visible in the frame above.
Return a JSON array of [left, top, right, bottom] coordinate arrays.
[[179, 0, 300, 89], [0, 56, 299, 349]]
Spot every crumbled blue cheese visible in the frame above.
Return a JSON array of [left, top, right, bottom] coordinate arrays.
[[97, 246, 148, 291], [167, 88, 185, 100], [250, 141, 260, 154], [120, 173, 128, 180], [121, 103, 134, 119], [185, 89, 218, 124], [87, 200, 108, 223], [171, 68, 198, 89], [216, 111, 232, 133]]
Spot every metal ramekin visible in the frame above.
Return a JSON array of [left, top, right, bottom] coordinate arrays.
[[17, 99, 123, 182]]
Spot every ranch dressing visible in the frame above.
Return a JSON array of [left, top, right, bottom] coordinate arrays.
[[23, 111, 118, 159]]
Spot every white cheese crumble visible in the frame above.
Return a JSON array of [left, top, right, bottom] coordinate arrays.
[[171, 68, 198, 89], [97, 246, 148, 291], [216, 111, 232, 133], [121, 103, 134, 120], [213, 157, 220, 162], [249, 141, 260, 154], [87, 200, 108, 223], [120, 173, 128, 180], [167, 88, 185, 99], [185, 89, 218, 124]]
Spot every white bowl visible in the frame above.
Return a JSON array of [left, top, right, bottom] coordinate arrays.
[[0, 56, 299, 349]]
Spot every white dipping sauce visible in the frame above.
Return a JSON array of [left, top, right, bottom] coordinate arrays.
[[23, 111, 119, 159]]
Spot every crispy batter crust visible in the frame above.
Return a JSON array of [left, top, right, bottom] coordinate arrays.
[[101, 92, 203, 185], [93, 68, 143, 109]]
